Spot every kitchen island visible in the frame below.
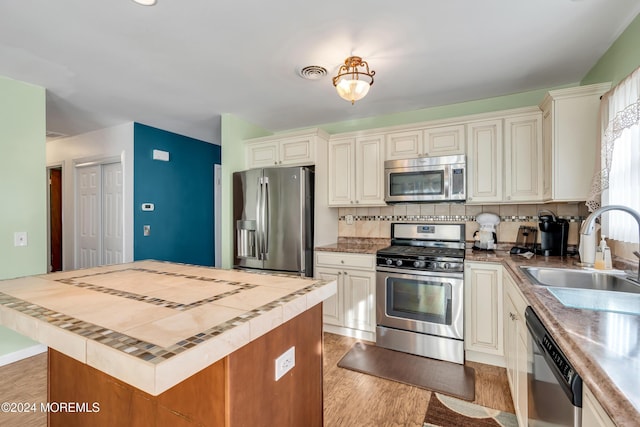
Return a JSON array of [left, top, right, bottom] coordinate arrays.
[[0, 260, 336, 426]]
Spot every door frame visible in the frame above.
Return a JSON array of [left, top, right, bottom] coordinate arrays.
[[46, 162, 65, 272]]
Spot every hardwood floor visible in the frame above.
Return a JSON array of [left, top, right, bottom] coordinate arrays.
[[0, 352, 47, 427], [0, 333, 514, 427], [323, 333, 514, 427]]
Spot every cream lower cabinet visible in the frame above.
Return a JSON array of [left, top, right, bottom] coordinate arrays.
[[328, 135, 385, 207], [503, 268, 528, 427], [464, 262, 504, 365], [582, 384, 616, 427], [315, 252, 376, 341]]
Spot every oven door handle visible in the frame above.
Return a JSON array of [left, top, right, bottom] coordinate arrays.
[[376, 266, 463, 279]]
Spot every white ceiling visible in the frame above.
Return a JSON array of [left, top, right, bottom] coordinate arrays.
[[1, 0, 639, 144]]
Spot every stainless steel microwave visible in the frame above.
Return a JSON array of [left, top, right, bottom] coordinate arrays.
[[384, 155, 466, 203]]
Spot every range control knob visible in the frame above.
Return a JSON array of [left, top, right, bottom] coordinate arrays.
[[413, 261, 426, 268], [395, 260, 403, 267], [443, 263, 451, 270], [385, 258, 393, 265]]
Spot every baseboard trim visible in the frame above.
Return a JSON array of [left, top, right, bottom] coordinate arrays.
[[0, 344, 47, 367], [323, 324, 376, 342]]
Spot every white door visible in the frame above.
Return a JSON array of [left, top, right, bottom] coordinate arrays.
[[102, 162, 124, 265], [76, 162, 123, 268]]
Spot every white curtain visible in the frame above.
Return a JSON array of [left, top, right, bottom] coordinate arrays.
[[586, 66, 640, 243]]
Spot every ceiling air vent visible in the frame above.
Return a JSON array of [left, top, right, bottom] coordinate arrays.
[[46, 130, 67, 141], [299, 65, 328, 80]]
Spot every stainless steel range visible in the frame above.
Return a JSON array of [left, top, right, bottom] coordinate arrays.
[[376, 223, 465, 364]]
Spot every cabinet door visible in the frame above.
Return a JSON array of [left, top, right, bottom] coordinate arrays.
[[464, 262, 503, 355], [582, 385, 617, 427], [280, 137, 314, 165], [514, 326, 528, 427], [423, 124, 465, 156], [355, 135, 386, 205], [504, 113, 543, 202], [541, 108, 553, 200], [328, 138, 355, 206], [316, 267, 343, 326], [385, 130, 422, 160], [246, 141, 279, 168], [342, 269, 376, 332], [466, 120, 503, 203]]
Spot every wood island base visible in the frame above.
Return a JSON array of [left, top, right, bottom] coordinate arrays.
[[48, 304, 323, 427]]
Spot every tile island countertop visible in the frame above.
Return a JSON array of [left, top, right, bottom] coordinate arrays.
[[0, 260, 336, 396], [468, 250, 640, 426]]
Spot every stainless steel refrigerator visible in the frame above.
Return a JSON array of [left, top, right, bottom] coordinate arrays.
[[233, 166, 314, 277]]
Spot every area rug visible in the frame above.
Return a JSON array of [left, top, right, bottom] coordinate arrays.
[[337, 342, 475, 401], [423, 393, 518, 427]]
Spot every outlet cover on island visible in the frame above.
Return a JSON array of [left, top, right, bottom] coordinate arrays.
[[275, 346, 295, 381]]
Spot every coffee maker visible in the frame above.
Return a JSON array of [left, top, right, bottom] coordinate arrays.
[[536, 209, 569, 256]]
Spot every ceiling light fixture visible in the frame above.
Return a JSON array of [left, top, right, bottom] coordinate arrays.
[[332, 56, 375, 105], [133, 0, 157, 5]]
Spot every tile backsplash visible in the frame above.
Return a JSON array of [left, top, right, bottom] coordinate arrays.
[[337, 202, 590, 246]]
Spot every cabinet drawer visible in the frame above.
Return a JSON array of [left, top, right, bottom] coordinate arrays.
[[315, 252, 375, 271]]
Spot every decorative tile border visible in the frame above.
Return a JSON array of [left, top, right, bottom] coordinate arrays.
[[0, 266, 327, 364], [338, 214, 586, 223]]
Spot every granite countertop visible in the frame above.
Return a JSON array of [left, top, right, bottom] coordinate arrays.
[[0, 260, 336, 396], [315, 237, 390, 254], [469, 250, 639, 426]]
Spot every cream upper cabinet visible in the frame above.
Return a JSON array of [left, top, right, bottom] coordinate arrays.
[[539, 83, 611, 202], [503, 112, 543, 202], [385, 125, 465, 160], [466, 109, 543, 204], [464, 262, 504, 359], [245, 129, 328, 169], [328, 134, 385, 207], [385, 130, 422, 160], [466, 119, 503, 203], [423, 124, 465, 157]]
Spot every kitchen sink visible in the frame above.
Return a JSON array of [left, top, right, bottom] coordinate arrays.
[[520, 266, 640, 294], [520, 266, 640, 315]]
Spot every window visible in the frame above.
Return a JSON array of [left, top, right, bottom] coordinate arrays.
[[587, 67, 640, 243]]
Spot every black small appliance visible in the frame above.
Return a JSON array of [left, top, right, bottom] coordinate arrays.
[[536, 210, 569, 256]]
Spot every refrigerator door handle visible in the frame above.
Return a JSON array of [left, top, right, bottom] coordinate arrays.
[[263, 177, 270, 260], [256, 176, 263, 260]]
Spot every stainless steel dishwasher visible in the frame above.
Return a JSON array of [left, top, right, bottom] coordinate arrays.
[[525, 306, 582, 426]]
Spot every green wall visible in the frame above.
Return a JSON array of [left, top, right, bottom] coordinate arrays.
[[0, 75, 47, 355], [582, 13, 640, 86], [220, 114, 270, 268]]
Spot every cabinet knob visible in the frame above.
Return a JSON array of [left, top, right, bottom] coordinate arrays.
[[274, 161, 278, 165], [506, 195, 511, 201], [340, 260, 344, 264], [350, 200, 354, 204], [355, 200, 359, 204], [509, 312, 518, 321], [338, 271, 342, 275], [279, 161, 282, 164], [343, 271, 348, 275]]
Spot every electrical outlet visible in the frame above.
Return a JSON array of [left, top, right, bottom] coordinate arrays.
[[346, 214, 354, 225], [275, 346, 295, 381], [143, 225, 151, 236], [14, 232, 28, 247]]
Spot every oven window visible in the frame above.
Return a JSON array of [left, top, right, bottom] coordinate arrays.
[[386, 277, 452, 324], [389, 170, 444, 196]]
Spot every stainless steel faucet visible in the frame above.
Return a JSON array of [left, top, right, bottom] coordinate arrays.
[[580, 205, 640, 282]]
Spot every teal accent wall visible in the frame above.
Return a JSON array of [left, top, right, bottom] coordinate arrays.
[[134, 123, 221, 266], [0, 75, 46, 355], [582, 13, 640, 86]]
